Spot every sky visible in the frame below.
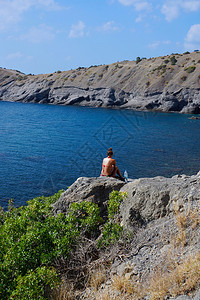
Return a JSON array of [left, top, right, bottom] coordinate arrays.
[[0, 0, 200, 75]]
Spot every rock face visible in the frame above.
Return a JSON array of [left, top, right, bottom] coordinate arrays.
[[53, 173, 200, 228], [53, 173, 200, 299], [120, 173, 200, 230], [1, 51, 200, 114]]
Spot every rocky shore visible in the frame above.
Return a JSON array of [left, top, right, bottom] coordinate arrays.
[[1, 51, 200, 114], [52, 172, 200, 299]]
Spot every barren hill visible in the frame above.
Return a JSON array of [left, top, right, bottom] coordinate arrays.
[[0, 51, 200, 113]]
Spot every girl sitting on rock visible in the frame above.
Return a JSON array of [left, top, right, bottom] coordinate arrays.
[[101, 147, 124, 181]]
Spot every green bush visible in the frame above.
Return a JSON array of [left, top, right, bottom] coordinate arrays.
[[136, 57, 142, 64], [107, 190, 125, 220], [181, 75, 187, 81], [10, 266, 59, 300], [0, 189, 126, 299], [97, 191, 127, 248], [170, 56, 177, 65], [97, 221, 123, 248], [184, 66, 196, 73], [67, 201, 102, 236]]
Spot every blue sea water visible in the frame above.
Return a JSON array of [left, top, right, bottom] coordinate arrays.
[[0, 100, 200, 208]]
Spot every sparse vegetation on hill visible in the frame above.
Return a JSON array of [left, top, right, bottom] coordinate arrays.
[[0, 51, 200, 113]]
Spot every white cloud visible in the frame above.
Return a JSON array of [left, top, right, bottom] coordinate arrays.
[[161, 0, 200, 21], [161, 2, 180, 21], [97, 21, 120, 32], [20, 24, 55, 43], [118, 0, 152, 11], [6, 51, 23, 60], [69, 21, 85, 38], [181, 0, 200, 11], [184, 24, 200, 50], [0, 0, 62, 30], [148, 41, 160, 49], [148, 40, 171, 49]]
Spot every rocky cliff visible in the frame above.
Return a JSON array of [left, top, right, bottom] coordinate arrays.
[[1, 51, 200, 114], [53, 173, 200, 299]]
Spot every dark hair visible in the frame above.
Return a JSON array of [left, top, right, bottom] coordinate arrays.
[[107, 147, 113, 157]]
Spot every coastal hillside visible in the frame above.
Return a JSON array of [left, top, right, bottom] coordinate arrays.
[[1, 174, 200, 299], [0, 51, 200, 114]]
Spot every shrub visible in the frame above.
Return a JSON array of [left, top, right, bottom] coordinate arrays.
[[107, 190, 125, 220], [0, 190, 127, 299], [170, 56, 177, 65], [10, 266, 59, 300], [67, 201, 102, 236], [0, 190, 82, 299], [184, 66, 196, 73], [97, 191, 126, 248], [98, 221, 123, 248], [181, 75, 187, 81], [136, 57, 142, 64]]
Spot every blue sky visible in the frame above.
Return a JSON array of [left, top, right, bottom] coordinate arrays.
[[1, 0, 200, 74]]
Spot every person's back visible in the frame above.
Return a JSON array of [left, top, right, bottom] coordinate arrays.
[[101, 147, 124, 180], [101, 156, 116, 176]]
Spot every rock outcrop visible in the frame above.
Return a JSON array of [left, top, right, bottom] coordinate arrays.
[[53, 172, 200, 299], [120, 173, 200, 230], [52, 176, 126, 216], [53, 172, 200, 229], [1, 51, 200, 114]]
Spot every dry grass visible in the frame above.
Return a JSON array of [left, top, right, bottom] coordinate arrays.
[[173, 202, 200, 246], [52, 202, 200, 300], [51, 280, 75, 300], [88, 267, 107, 292], [104, 202, 200, 300], [146, 251, 200, 300], [96, 291, 111, 300], [112, 275, 135, 294]]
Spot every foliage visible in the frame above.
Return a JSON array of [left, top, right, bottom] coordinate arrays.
[[97, 222, 123, 248], [97, 191, 126, 248], [67, 201, 102, 237], [180, 75, 187, 81], [10, 266, 59, 300], [0, 188, 127, 299], [153, 64, 167, 74], [107, 190, 126, 220], [0, 190, 104, 299], [170, 56, 177, 65], [184, 66, 196, 73], [136, 57, 142, 64], [164, 59, 169, 64]]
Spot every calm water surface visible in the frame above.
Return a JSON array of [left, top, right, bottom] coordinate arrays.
[[0, 101, 200, 208]]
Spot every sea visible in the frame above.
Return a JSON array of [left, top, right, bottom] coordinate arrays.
[[0, 100, 200, 209]]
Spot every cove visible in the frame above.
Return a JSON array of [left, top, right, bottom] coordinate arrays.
[[0, 100, 200, 208]]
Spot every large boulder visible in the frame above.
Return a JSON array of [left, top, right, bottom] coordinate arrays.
[[120, 172, 200, 230], [52, 176, 125, 216]]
